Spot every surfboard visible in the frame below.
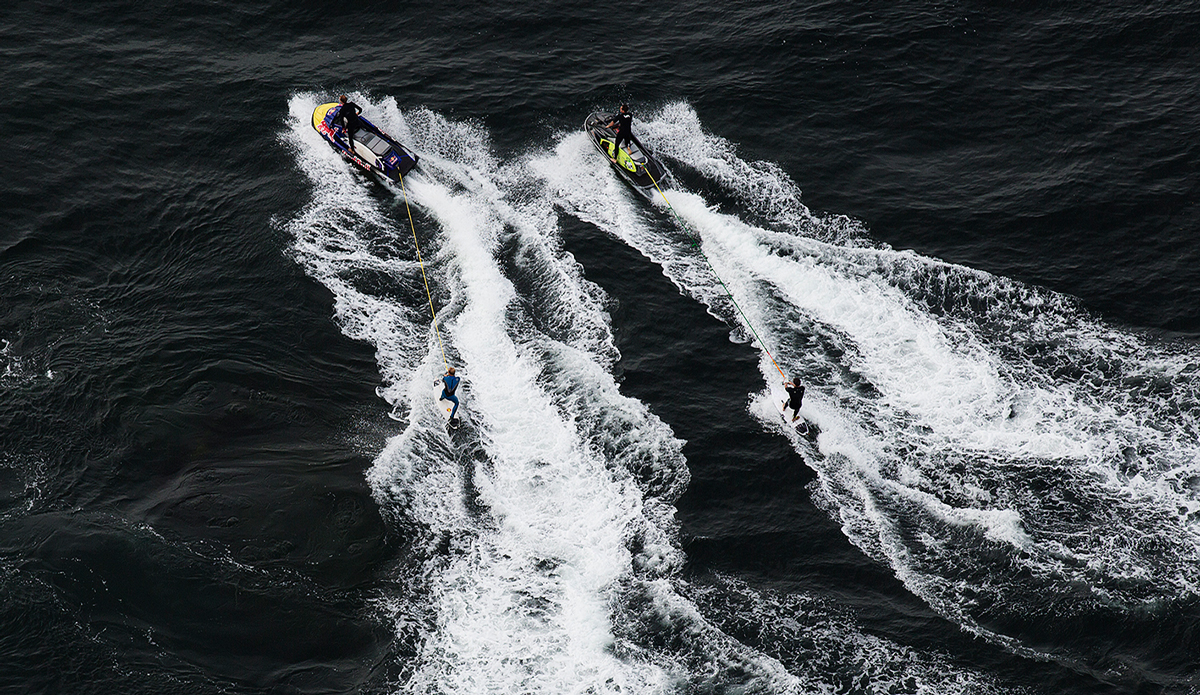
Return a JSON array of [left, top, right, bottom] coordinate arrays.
[[776, 393, 820, 440], [774, 383, 806, 432], [434, 379, 462, 427], [780, 398, 805, 429]]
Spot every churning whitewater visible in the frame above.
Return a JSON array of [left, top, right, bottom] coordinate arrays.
[[537, 102, 1200, 675], [281, 93, 1200, 693]]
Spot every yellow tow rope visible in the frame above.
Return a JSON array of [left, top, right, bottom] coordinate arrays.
[[642, 164, 788, 382], [398, 170, 448, 370]]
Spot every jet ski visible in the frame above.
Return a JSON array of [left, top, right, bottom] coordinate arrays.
[[312, 102, 419, 182], [584, 112, 672, 197]]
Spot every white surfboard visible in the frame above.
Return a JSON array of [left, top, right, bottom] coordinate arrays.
[[780, 399, 805, 429], [773, 384, 805, 430]]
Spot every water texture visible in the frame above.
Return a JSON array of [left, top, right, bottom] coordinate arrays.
[[2, 2, 1199, 693]]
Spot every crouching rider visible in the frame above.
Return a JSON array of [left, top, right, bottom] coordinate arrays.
[[440, 366, 461, 421]]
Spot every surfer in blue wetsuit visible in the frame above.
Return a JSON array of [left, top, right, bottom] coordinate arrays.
[[440, 366, 461, 421], [336, 94, 362, 141], [604, 104, 641, 162], [783, 379, 804, 422]]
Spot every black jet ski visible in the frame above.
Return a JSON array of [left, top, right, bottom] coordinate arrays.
[[312, 102, 418, 182], [584, 112, 672, 197]]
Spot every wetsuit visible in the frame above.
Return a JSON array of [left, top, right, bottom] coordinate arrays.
[[785, 383, 804, 419], [440, 373, 461, 419], [337, 102, 362, 139], [610, 111, 638, 156]]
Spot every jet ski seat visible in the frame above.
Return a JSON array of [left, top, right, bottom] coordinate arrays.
[[624, 142, 649, 164], [352, 130, 392, 157]]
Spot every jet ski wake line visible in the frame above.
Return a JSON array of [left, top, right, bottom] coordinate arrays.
[[314, 97, 467, 428], [584, 108, 810, 433], [285, 94, 1026, 694], [541, 103, 1200, 686]]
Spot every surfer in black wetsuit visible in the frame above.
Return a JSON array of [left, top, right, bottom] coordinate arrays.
[[783, 379, 805, 422], [336, 94, 362, 141], [604, 104, 640, 161]]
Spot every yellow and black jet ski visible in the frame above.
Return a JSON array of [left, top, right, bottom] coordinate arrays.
[[584, 112, 672, 197]]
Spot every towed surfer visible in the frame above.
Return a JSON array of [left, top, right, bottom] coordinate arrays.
[[604, 103, 642, 162], [440, 366, 461, 423], [783, 378, 804, 422], [336, 94, 362, 142]]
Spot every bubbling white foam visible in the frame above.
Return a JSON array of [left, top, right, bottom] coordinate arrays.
[[285, 95, 807, 693], [683, 572, 1018, 695], [534, 103, 1200, 671], [640, 101, 868, 245], [394, 144, 790, 693]]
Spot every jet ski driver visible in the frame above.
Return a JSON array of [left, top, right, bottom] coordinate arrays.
[[604, 104, 642, 163], [336, 94, 363, 142]]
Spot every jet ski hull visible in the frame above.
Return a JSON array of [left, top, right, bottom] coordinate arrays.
[[584, 112, 671, 197], [312, 102, 419, 182]]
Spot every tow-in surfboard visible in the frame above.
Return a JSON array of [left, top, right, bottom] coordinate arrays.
[[777, 392, 820, 440], [780, 399, 805, 430], [772, 383, 806, 431]]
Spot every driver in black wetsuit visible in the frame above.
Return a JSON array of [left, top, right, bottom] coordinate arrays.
[[604, 104, 641, 162], [336, 94, 362, 142]]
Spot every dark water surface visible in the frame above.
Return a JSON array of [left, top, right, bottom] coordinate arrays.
[[3, 1, 1199, 693]]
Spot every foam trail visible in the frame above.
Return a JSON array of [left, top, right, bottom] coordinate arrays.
[[534, 103, 1200, 675], [398, 174, 665, 692], [285, 94, 660, 692], [638, 102, 868, 246], [532, 129, 1018, 693], [284, 94, 816, 693], [282, 94, 433, 405]]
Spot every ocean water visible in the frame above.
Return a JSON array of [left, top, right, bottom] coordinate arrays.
[[3, 1, 1200, 693]]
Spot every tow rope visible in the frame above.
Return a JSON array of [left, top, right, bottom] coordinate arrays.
[[642, 165, 788, 382], [398, 171, 449, 370]]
